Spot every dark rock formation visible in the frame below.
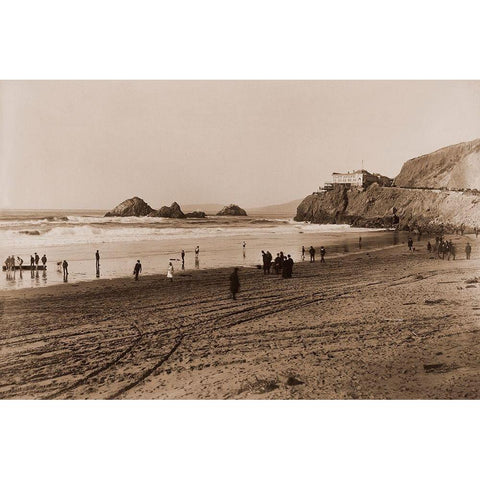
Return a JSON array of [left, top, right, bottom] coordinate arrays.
[[148, 202, 186, 219], [394, 138, 480, 190], [105, 197, 154, 217], [185, 211, 206, 218], [295, 184, 480, 233], [216, 204, 247, 216]]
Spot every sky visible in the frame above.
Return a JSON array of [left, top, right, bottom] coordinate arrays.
[[1, 80, 480, 210]]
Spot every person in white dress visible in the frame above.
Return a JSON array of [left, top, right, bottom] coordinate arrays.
[[167, 262, 174, 282]]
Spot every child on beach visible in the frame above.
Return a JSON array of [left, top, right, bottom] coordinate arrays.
[[167, 262, 174, 282]]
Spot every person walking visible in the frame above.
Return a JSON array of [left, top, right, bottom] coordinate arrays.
[[133, 260, 142, 281], [320, 246, 326, 263], [230, 267, 240, 300], [309, 246, 315, 262], [95, 250, 100, 270], [466, 242, 472, 259], [41, 254, 47, 269], [166, 262, 174, 282]]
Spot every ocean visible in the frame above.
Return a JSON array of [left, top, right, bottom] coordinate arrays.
[[0, 209, 408, 290]]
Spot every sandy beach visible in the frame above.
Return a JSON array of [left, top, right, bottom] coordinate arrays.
[[1, 235, 479, 400]]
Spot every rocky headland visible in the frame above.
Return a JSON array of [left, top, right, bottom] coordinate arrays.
[[295, 139, 480, 233]]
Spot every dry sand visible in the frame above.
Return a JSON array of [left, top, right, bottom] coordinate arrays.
[[1, 236, 479, 399]]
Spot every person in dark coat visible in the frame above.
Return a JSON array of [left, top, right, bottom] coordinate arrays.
[[274, 253, 281, 274], [320, 246, 326, 263], [309, 246, 315, 262], [62, 260, 68, 279], [282, 254, 294, 278], [466, 242, 472, 259], [133, 260, 142, 280], [262, 250, 268, 275], [407, 237, 413, 251], [230, 267, 240, 300]]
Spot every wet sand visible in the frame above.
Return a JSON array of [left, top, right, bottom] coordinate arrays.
[[1, 236, 479, 399]]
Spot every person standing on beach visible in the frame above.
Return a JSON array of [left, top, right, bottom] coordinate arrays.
[[195, 246, 200, 258], [34, 253, 40, 269], [17, 256, 23, 269], [230, 267, 240, 300], [274, 253, 281, 274], [242, 242, 246, 258], [181, 249, 185, 267], [167, 262, 174, 282], [320, 246, 326, 263], [262, 250, 268, 274], [266, 251, 272, 273], [95, 250, 100, 270], [407, 237, 413, 251], [41, 254, 47, 269], [358, 236, 362, 249], [30, 255, 35, 269], [62, 260, 68, 279], [309, 246, 315, 262], [466, 242, 472, 259], [282, 254, 294, 278], [133, 260, 142, 281], [301, 246, 305, 261]]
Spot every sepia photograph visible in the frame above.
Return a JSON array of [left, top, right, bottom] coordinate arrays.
[[1, 80, 479, 400], [1, 2, 479, 479]]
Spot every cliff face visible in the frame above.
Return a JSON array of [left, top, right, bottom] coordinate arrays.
[[105, 197, 154, 217], [394, 138, 480, 190], [295, 184, 480, 232]]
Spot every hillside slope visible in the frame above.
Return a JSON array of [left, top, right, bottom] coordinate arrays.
[[394, 138, 480, 189]]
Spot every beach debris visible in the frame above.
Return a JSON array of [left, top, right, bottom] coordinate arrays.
[[238, 376, 279, 395], [465, 277, 480, 284], [423, 363, 445, 373], [424, 299, 447, 305], [285, 375, 304, 386]]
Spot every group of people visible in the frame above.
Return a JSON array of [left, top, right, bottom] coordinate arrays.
[[4, 253, 47, 270], [261, 251, 295, 278], [302, 245, 326, 263], [425, 236, 472, 261]]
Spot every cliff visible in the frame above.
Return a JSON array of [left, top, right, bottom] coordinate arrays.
[[105, 197, 154, 217], [216, 204, 247, 216], [295, 184, 480, 232], [394, 138, 480, 190]]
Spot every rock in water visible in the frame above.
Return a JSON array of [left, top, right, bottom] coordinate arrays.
[[104, 197, 154, 217], [149, 202, 186, 219], [216, 204, 247, 216], [185, 211, 206, 218]]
